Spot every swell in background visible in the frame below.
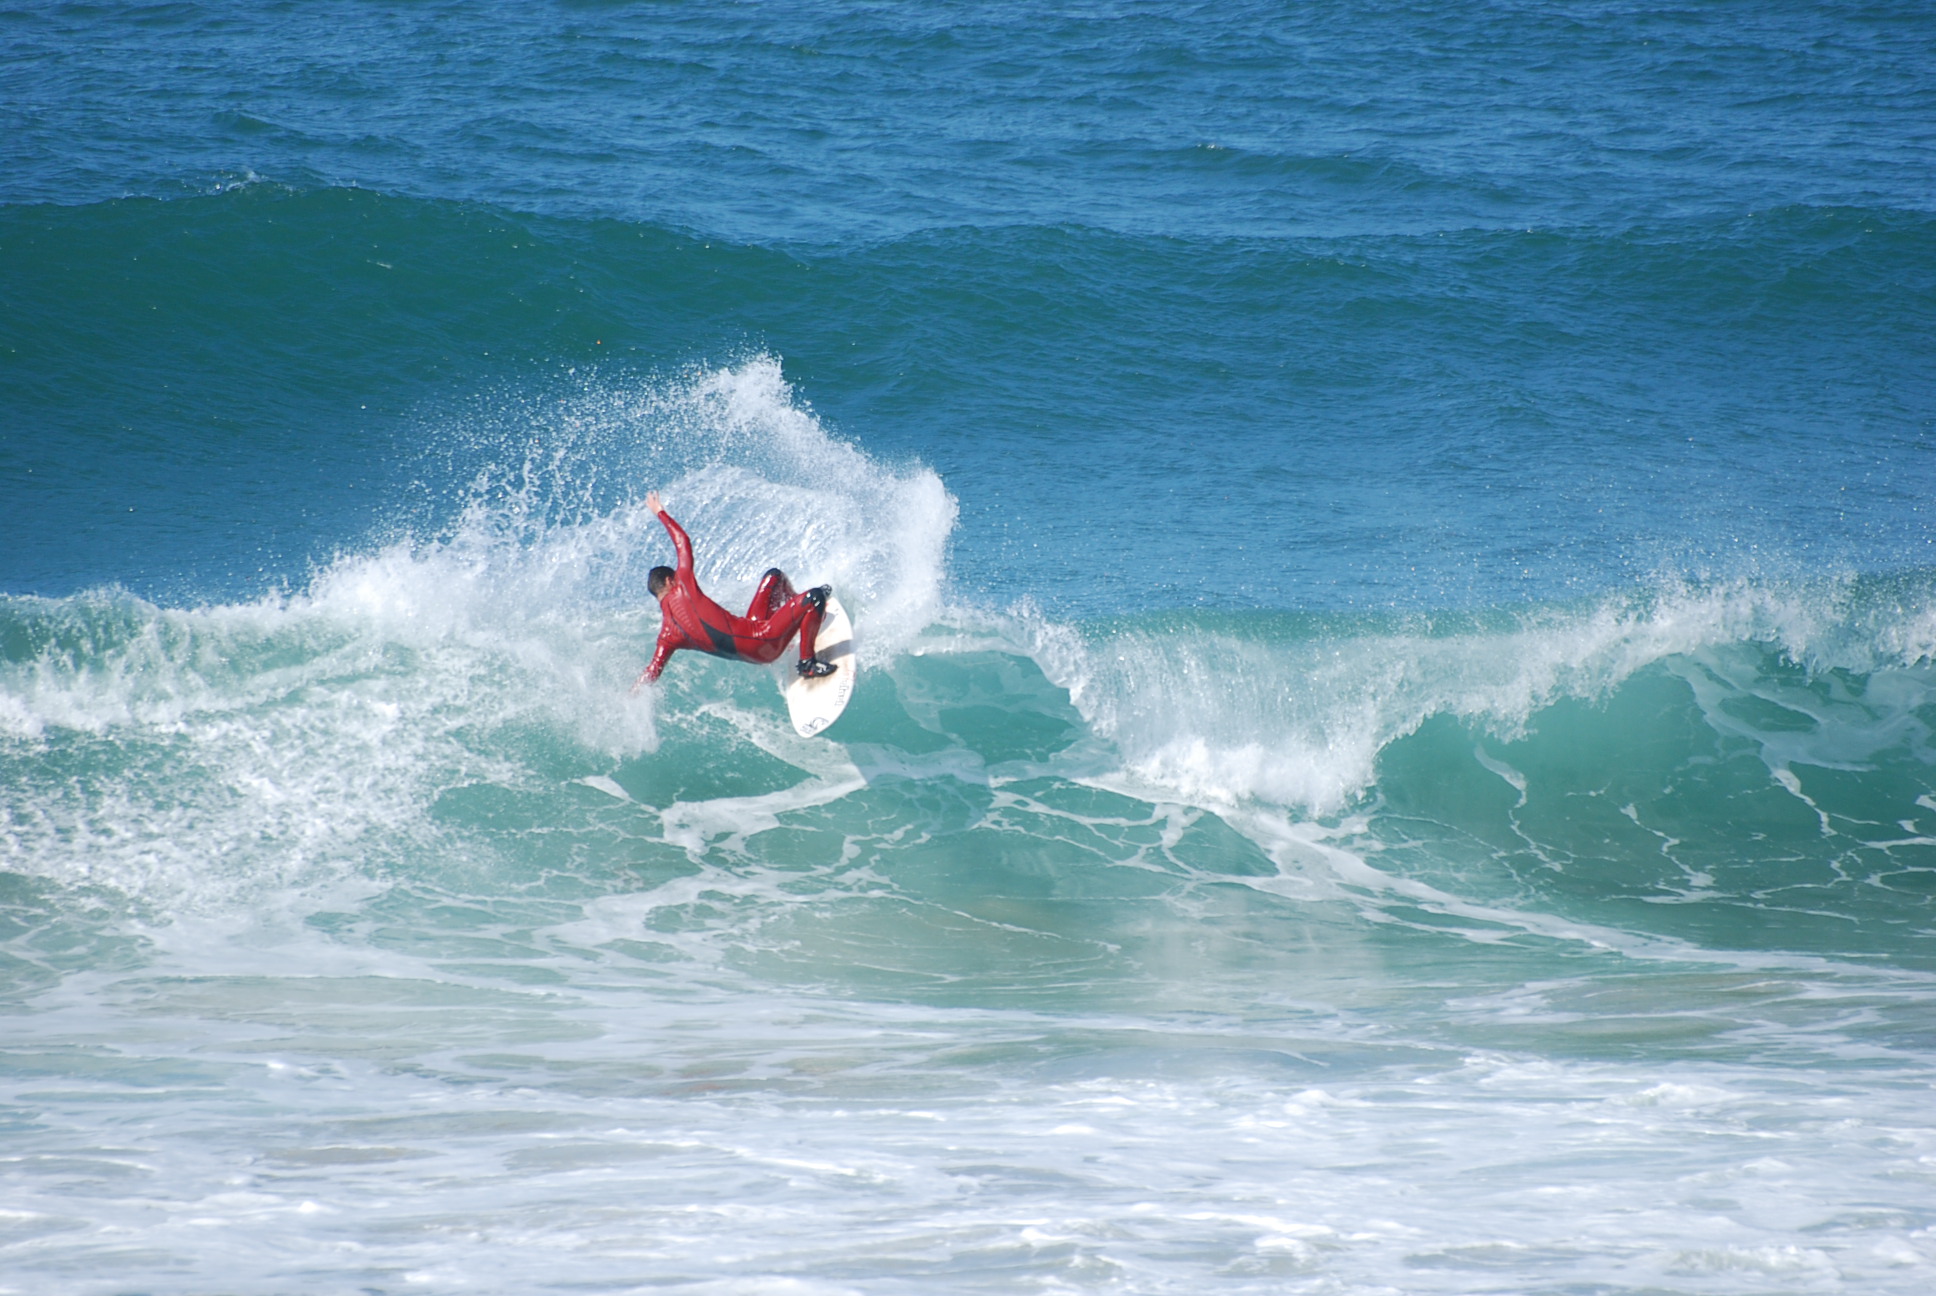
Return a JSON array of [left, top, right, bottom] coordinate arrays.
[[3, 185, 1931, 611]]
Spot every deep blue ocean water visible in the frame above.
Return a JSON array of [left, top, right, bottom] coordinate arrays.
[[4, 3, 1936, 1292]]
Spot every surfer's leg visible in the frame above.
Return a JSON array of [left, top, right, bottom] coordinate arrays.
[[746, 568, 794, 621], [795, 586, 827, 661], [754, 586, 831, 676], [792, 587, 832, 677]]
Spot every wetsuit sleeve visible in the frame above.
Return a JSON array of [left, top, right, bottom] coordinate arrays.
[[639, 510, 694, 686], [642, 633, 674, 683], [658, 509, 695, 576]]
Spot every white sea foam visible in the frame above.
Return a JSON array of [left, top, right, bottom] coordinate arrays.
[[994, 577, 1936, 815]]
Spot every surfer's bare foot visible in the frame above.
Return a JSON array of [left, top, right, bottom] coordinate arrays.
[[796, 657, 837, 679]]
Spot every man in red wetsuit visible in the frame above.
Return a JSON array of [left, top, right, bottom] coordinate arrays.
[[631, 491, 836, 691]]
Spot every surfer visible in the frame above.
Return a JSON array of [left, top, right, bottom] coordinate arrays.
[[631, 491, 837, 691]]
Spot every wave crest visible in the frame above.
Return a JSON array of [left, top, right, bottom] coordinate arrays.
[[1008, 575, 1936, 813]]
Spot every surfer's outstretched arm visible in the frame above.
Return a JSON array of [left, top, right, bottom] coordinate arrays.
[[633, 491, 693, 691], [649, 494, 697, 576], [630, 630, 676, 693]]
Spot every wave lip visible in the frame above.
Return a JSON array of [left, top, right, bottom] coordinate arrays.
[[1016, 575, 1936, 815]]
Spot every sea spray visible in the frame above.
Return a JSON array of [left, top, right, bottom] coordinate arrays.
[[420, 357, 956, 656]]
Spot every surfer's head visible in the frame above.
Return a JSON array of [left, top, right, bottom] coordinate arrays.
[[648, 566, 675, 598]]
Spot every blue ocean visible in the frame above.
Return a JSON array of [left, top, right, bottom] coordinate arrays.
[[4, 3, 1935, 1292]]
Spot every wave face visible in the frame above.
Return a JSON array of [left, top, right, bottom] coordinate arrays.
[[19, 496, 1931, 962], [7, 3, 1936, 1293]]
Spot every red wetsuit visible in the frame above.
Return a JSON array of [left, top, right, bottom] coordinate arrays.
[[640, 509, 824, 683]]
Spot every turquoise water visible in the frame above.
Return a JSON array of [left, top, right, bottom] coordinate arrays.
[[4, 4, 1936, 1292]]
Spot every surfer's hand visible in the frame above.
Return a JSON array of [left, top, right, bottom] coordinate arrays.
[[645, 490, 663, 515]]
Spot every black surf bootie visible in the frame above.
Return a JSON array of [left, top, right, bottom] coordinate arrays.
[[796, 657, 837, 679]]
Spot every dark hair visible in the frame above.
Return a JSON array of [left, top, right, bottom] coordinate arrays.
[[648, 566, 675, 597]]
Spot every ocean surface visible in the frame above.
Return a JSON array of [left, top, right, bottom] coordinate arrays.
[[4, 3, 1936, 1292]]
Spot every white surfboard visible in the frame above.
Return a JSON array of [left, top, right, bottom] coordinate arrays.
[[782, 593, 857, 737]]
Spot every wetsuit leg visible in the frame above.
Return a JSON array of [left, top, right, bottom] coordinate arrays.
[[746, 568, 795, 621], [797, 593, 824, 663], [748, 589, 824, 663]]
